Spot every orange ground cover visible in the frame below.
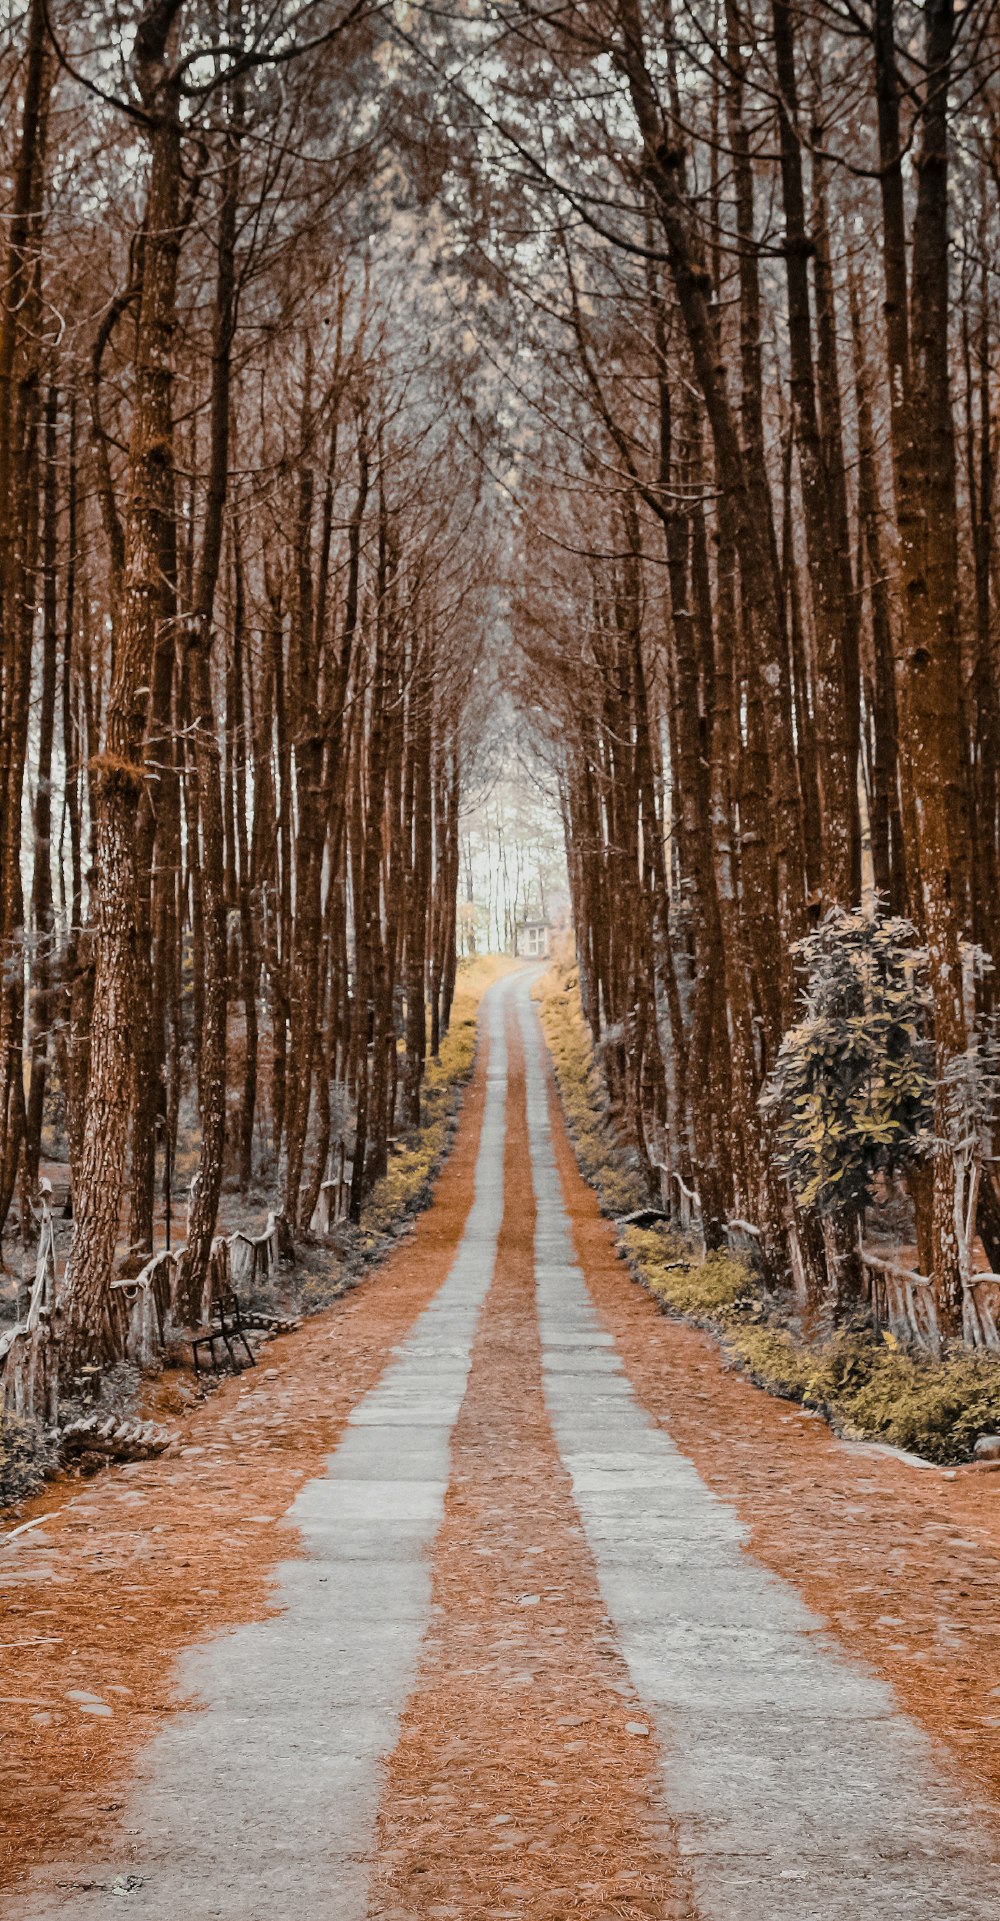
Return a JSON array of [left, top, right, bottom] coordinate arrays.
[[8, 992, 1000, 1911], [369, 1012, 694, 1921]]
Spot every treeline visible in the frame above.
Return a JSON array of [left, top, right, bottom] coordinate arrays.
[[467, 0, 1000, 1341], [9, 0, 1000, 1368], [0, 2, 486, 1372]]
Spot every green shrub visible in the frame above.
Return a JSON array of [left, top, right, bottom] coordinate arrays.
[[761, 905, 934, 1216], [834, 1347, 1000, 1463], [722, 1324, 815, 1399], [717, 1323, 1000, 1462], [623, 1226, 752, 1319]]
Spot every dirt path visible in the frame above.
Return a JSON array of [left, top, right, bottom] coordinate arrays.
[[5, 967, 1000, 1918]]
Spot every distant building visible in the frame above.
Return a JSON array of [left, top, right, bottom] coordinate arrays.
[[515, 918, 550, 959]]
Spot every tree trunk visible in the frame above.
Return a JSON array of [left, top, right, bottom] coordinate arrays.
[[176, 77, 242, 1318], [60, 10, 184, 1371], [24, 387, 58, 1189], [873, 0, 967, 1330]]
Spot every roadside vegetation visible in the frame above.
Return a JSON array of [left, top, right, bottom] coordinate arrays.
[[538, 963, 1000, 1465], [0, 957, 506, 1515], [0, 1414, 56, 1507]]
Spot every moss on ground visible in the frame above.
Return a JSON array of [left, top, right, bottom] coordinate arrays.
[[823, 1343, 1000, 1463], [622, 1228, 752, 1319], [537, 960, 1000, 1466], [724, 1322, 1000, 1464]]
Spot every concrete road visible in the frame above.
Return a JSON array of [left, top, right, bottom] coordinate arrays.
[[11, 969, 1000, 1919]]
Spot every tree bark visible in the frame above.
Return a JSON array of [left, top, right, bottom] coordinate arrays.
[[873, 0, 967, 1329], [60, 8, 185, 1370]]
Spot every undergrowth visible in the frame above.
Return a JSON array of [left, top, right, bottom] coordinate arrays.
[[535, 961, 647, 1218], [0, 1415, 56, 1507], [537, 960, 1000, 1466], [622, 1229, 753, 1319]]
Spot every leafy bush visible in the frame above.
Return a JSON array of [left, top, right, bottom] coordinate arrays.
[[724, 1324, 817, 1400], [704, 1318, 1000, 1462], [623, 1226, 751, 1319], [0, 1415, 55, 1507], [761, 905, 933, 1215], [834, 1346, 1000, 1463]]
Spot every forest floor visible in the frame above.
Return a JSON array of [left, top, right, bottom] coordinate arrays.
[[3, 969, 1000, 1917]]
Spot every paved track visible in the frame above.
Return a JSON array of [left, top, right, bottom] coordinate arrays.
[[12, 970, 1000, 1918], [519, 983, 1000, 1920], [15, 996, 509, 1921]]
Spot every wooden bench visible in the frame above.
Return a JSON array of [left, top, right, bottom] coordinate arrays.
[[184, 1265, 257, 1379]]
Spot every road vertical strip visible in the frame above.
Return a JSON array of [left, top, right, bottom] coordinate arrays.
[[368, 1005, 695, 1920], [517, 974, 1000, 1921], [15, 979, 512, 1921]]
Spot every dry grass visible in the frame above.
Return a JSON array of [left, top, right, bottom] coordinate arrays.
[[535, 961, 647, 1218]]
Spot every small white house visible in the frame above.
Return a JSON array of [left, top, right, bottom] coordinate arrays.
[[516, 918, 550, 959]]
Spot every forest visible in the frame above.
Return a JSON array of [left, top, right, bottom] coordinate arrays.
[[501, 0, 1000, 1352], [3, 0, 1000, 1411]]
